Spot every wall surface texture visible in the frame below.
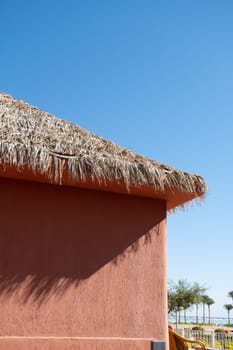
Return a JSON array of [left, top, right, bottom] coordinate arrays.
[[0, 177, 167, 349]]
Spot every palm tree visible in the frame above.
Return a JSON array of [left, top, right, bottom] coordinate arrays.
[[168, 280, 207, 325], [224, 304, 233, 324], [202, 295, 210, 324], [168, 279, 203, 326], [228, 291, 233, 304], [173, 279, 191, 324], [192, 282, 207, 324], [205, 297, 215, 324]]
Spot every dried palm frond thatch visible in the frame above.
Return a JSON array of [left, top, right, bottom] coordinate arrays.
[[0, 92, 206, 206]]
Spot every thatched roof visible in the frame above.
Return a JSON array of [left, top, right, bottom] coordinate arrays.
[[0, 92, 206, 208]]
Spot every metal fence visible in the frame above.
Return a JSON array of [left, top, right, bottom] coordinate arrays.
[[175, 328, 233, 350]]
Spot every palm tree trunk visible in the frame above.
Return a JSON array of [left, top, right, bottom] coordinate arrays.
[[203, 303, 205, 324], [196, 304, 199, 324], [184, 309, 187, 324]]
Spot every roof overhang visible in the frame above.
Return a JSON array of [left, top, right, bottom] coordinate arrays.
[[0, 164, 204, 211]]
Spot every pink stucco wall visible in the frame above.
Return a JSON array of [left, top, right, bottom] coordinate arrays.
[[0, 177, 167, 349]]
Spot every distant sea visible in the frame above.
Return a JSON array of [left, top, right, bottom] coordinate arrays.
[[168, 316, 230, 326]]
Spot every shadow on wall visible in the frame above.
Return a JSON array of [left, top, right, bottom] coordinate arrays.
[[0, 178, 166, 306]]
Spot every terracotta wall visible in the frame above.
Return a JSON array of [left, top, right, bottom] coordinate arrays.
[[0, 178, 167, 349]]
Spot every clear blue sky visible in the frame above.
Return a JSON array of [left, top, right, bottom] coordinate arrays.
[[1, 0, 233, 319]]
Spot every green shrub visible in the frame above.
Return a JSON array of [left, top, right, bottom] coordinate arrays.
[[215, 328, 228, 334], [192, 326, 204, 331]]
